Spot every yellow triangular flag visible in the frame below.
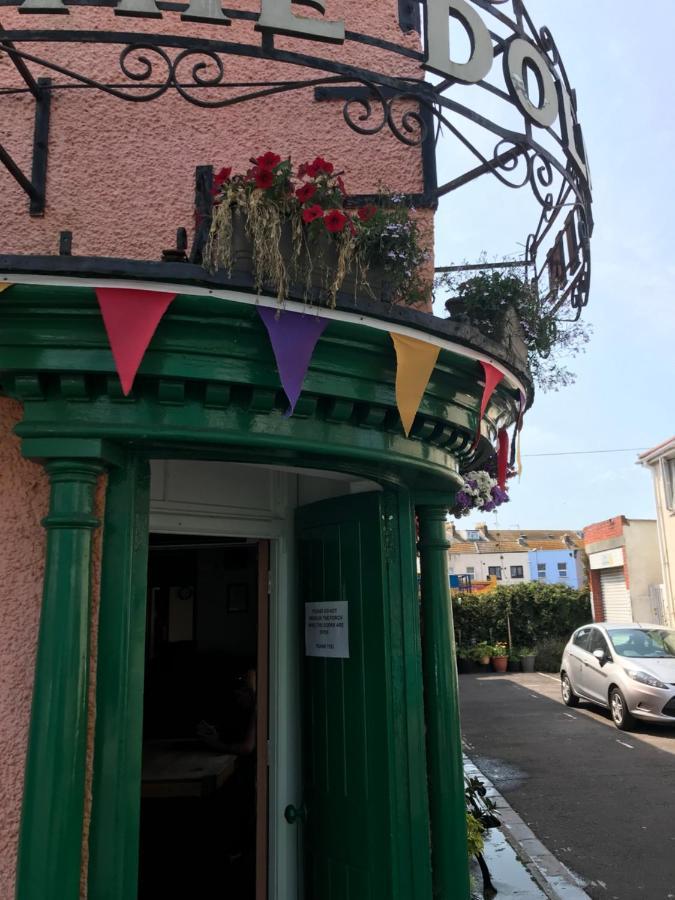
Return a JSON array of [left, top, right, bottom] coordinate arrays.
[[0, 283, 12, 294], [390, 333, 440, 437]]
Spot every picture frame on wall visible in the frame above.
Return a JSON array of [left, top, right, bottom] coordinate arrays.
[[226, 583, 248, 613]]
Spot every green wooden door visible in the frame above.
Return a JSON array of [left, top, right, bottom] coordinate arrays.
[[296, 491, 422, 900]]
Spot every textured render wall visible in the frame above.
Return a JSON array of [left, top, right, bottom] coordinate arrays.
[[651, 466, 675, 625], [0, 398, 48, 900], [0, 398, 107, 898], [623, 521, 661, 623], [0, 1, 429, 274]]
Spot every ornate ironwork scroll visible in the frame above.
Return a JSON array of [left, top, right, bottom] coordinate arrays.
[[0, 0, 594, 314]]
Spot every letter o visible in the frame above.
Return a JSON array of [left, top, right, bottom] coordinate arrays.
[[504, 37, 559, 128]]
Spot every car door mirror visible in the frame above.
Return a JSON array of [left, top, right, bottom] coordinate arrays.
[[593, 648, 607, 665]]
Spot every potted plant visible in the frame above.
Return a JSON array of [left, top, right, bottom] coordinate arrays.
[[490, 641, 509, 673], [507, 648, 521, 673], [471, 642, 493, 669], [519, 647, 537, 673], [456, 646, 471, 674], [204, 152, 430, 308], [437, 267, 592, 392]]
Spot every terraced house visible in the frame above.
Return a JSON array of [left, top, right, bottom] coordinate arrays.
[[447, 524, 586, 589]]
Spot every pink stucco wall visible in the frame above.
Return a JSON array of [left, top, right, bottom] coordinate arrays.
[[0, 398, 48, 900], [0, 6, 430, 893], [0, 398, 106, 899], [1, 2, 428, 264]]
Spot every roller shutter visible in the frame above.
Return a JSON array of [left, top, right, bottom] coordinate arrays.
[[600, 567, 632, 623]]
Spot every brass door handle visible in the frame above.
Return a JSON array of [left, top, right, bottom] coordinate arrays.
[[284, 803, 307, 825]]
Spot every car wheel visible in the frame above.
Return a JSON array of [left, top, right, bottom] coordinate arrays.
[[561, 673, 579, 707], [609, 686, 635, 731]]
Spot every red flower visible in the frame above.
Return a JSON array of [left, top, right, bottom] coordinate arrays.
[[296, 183, 317, 204], [256, 152, 281, 169], [337, 176, 347, 195], [357, 204, 377, 222], [307, 156, 334, 177], [254, 167, 275, 190], [213, 166, 232, 188], [324, 209, 348, 233], [302, 204, 324, 224], [297, 162, 308, 178]]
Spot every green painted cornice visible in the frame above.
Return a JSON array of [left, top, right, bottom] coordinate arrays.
[[0, 284, 527, 490]]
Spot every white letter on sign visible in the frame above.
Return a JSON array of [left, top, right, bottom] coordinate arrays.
[[504, 37, 558, 128], [256, 0, 345, 44], [424, 0, 493, 84]]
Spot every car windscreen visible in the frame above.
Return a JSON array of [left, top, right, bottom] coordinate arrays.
[[607, 628, 675, 658]]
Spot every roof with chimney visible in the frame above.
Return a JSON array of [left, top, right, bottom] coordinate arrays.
[[446, 523, 584, 555]]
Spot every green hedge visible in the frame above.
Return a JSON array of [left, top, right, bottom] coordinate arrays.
[[452, 582, 591, 650]]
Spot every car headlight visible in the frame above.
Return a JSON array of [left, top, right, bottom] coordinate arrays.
[[626, 669, 669, 690]]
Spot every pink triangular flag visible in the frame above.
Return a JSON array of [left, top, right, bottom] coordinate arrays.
[[473, 361, 504, 446], [95, 288, 176, 395]]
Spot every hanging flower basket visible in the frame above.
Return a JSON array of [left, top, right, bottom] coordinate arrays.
[[203, 153, 427, 307]]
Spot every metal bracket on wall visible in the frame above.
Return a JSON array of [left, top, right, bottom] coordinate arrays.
[[313, 85, 437, 209], [0, 33, 51, 215]]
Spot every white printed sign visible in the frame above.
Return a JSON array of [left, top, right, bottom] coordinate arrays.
[[305, 601, 349, 659]]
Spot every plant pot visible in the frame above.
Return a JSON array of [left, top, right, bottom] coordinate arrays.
[[520, 654, 536, 673], [491, 656, 508, 673], [478, 655, 491, 667], [231, 208, 254, 277], [507, 659, 521, 673]]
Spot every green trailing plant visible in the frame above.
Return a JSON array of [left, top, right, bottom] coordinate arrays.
[[466, 812, 485, 859], [436, 265, 591, 390]]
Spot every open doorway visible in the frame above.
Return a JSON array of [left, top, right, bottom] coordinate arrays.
[[137, 534, 269, 900]]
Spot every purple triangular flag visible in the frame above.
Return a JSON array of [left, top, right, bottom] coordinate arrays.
[[258, 307, 328, 416]]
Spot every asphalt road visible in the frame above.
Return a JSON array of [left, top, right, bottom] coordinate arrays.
[[459, 672, 675, 900]]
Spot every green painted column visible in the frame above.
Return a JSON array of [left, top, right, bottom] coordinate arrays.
[[416, 504, 470, 900], [15, 459, 104, 900], [88, 455, 150, 900]]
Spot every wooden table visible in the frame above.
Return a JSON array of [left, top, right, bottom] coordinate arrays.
[[141, 739, 237, 799]]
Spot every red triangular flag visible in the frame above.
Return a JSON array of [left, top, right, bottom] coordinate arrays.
[[474, 361, 504, 446], [497, 427, 509, 489], [95, 288, 176, 395]]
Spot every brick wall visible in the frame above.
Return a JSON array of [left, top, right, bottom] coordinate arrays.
[[583, 516, 626, 545], [589, 570, 604, 621]]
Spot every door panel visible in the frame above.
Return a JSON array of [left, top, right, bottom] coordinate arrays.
[[297, 492, 393, 900]]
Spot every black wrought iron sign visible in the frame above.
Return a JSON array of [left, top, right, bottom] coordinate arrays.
[[0, 0, 593, 313]]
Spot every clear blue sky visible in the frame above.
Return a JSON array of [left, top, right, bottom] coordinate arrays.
[[433, 0, 674, 530]]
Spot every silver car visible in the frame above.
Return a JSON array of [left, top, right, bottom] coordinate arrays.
[[560, 623, 675, 730]]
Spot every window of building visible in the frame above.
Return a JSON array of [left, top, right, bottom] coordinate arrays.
[[537, 563, 546, 580], [488, 566, 502, 580], [557, 562, 568, 578], [466, 530, 480, 540], [466, 566, 475, 576], [510, 566, 524, 579], [663, 457, 675, 511]]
